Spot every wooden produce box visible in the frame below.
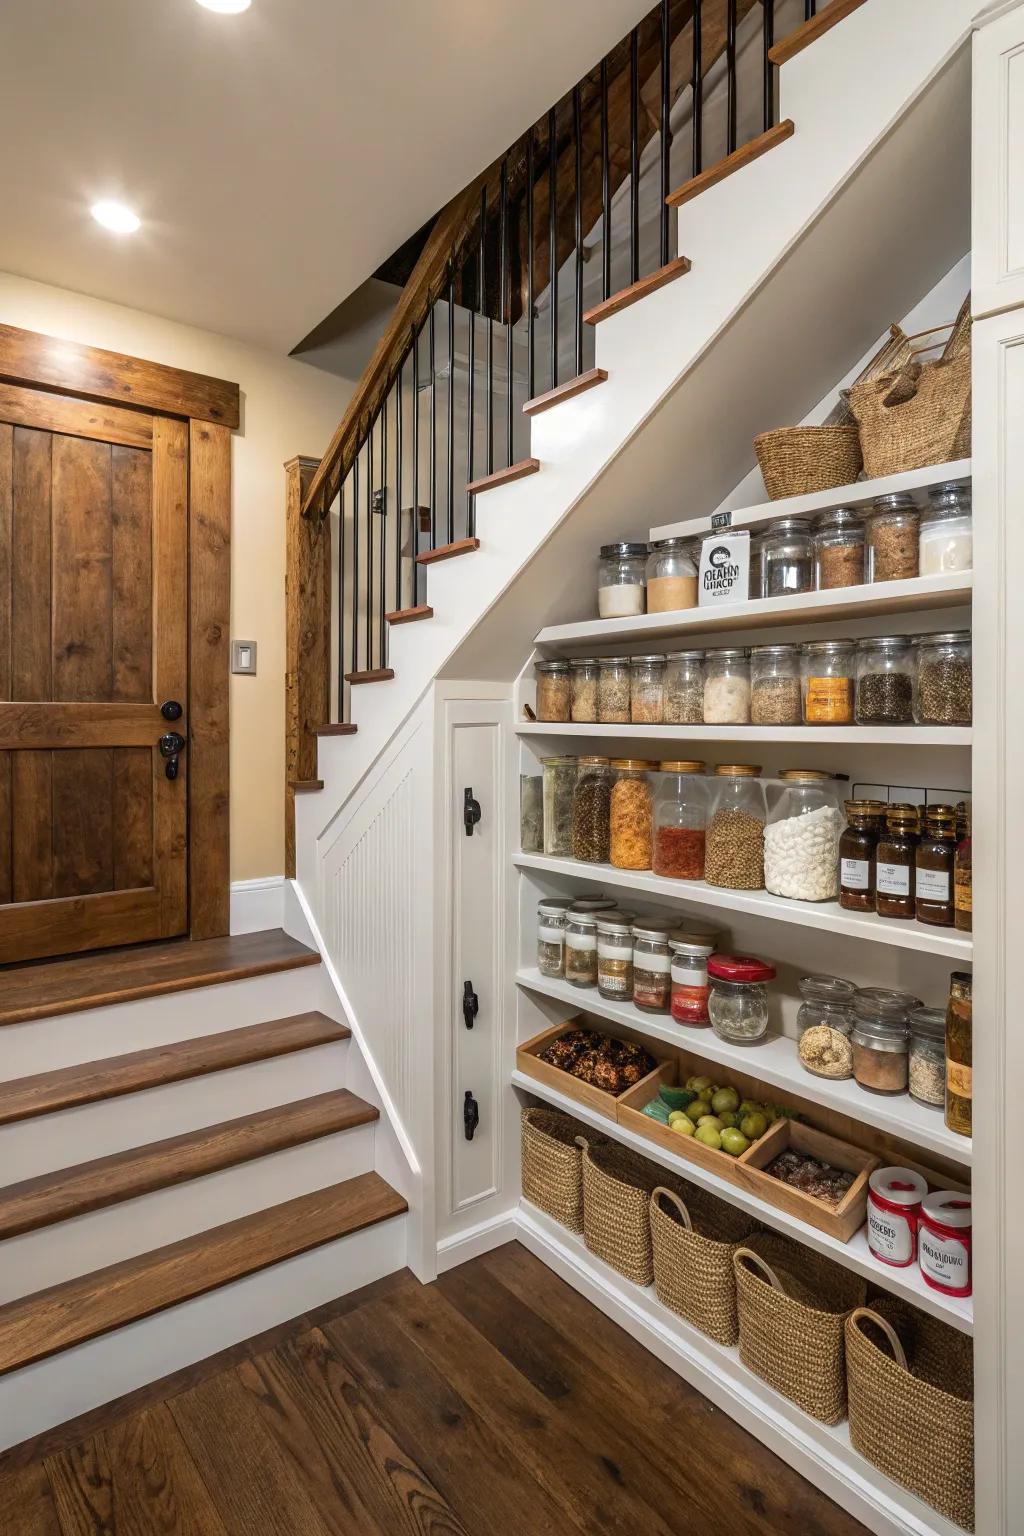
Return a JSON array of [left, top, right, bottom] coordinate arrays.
[[617, 1072, 766, 1186], [516, 1019, 675, 1121], [734, 1118, 880, 1243]]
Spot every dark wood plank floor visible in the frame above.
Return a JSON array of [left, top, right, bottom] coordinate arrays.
[[1, 1243, 869, 1536]]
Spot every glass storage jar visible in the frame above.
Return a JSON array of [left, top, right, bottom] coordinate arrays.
[[945, 969, 972, 1137], [908, 1006, 946, 1107], [597, 656, 631, 724], [598, 541, 648, 619], [750, 644, 802, 724], [839, 799, 885, 912], [703, 648, 751, 724], [851, 989, 919, 1094], [541, 755, 577, 857], [749, 532, 766, 600], [630, 654, 667, 724], [855, 635, 915, 724], [801, 639, 856, 724], [764, 769, 843, 901], [708, 955, 776, 1044], [564, 909, 599, 988], [570, 658, 600, 723], [919, 482, 972, 576], [652, 760, 708, 879], [645, 537, 697, 613], [537, 898, 573, 978], [596, 910, 636, 1001], [571, 756, 612, 863], [520, 772, 543, 852], [609, 760, 654, 870], [865, 493, 920, 582], [797, 975, 856, 1079], [632, 918, 677, 1013], [663, 650, 705, 724], [915, 631, 972, 724], [534, 660, 571, 722], [876, 803, 919, 919], [813, 507, 865, 590], [704, 764, 767, 889], [915, 804, 956, 927], [762, 516, 814, 597], [955, 801, 972, 933], [670, 934, 718, 1026]]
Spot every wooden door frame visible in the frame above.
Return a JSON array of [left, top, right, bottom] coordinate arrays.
[[0, 323, 239, 941]]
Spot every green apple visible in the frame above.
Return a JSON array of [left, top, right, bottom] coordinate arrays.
[[670, 1117, 695, 1137], [694, 1125, 722, 1151], [720, 1128, 750, 1157], [697, 1115, 724, 1131], [711, 1087, 740, 1115], [740, 1112, 768, 1141]]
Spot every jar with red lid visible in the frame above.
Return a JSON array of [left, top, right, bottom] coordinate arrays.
[[707, 955, 776, 1044], [866, 1166, 928, 1268], [918, 1191, 972, 1297], [669, 935, 717, 1027]]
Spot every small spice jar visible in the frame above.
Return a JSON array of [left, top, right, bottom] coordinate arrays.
[[915, 631, 972, 724], [632, 918, 677, 1013], [762, 516, 814, 597], [866, 1167, 928, 1268], [596, 910, 636, 1001], [652, 760, 708, 880], [918, 1192, 972, 1297], [535, 660, 572, 722], [749, 644, 802, 725], [865, 493, 920, 582], [876, 802, 919, 920], [541, 756, 578, 858], [570, 658, 600, 723], [907, 1007, 946, 1107], [704, 765, 766, 890], [764, 769, 843, 902], [840, 799, 885, 912], [797, 975, 856, 1080], [536, 898, 573, 978], [663, 650, 704, 724], [813, 507, 865, 590], [749, 532, 766, 599], [598, 541, 648, 619], [919, 482, 972, 576], [597, 656, 631, 724], [945, 969, 972, 1138], [703, 648, 751, 724], [670, 934, 717, 1027], [851, 989, 917, 1094], [645, 537, 698, 613], [564, 909, 599, 988], [915, 804, 956, 926], [520, 772, 544, 853], [955, 801, 972, 933], [855, 635, 915, 724], [630, 654, 667, 724], [571, 757, 612, 863], [609, 760, 654, 870], [801, 639, 856, 724], [707, 955, 776, 1044]]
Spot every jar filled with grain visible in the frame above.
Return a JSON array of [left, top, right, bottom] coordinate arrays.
[[851, 989, 919, 1095], [801, 639, 855, 724], [919, 482, 972, 576], [663, 650, 705, 724], [703, 648, 751, 724], [907, 1006, 946, 1107], [876, 802, 919, 920], [652, 761, 708, 880], [645, 537, 698, 613], [570, 658, 600, 723], [855, 635, 915, 724], [535, 660, 572, 722], [537, 898, 573, 978], [598, 541, 648, 619], [632, 918, 677, 1013], [704, 764, 766, 889], [797, 975, 856, 1080], [597, 656, 632, 724], [813, 507, 865, 589], [865, 493, 920, 582], [915, 631, 972, 724], [596, 910, 636, 1000], [541, 756, 578, 857], [762, 516, 814, 597], [630, 654, 667, 724], [610, 759, 654, 870], [564, 909, 599, 988], [750, 644, 802, 724], [571, 756, 612, 863]]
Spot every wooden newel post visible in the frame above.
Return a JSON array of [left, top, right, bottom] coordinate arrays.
[[284, 455, 329, 879]]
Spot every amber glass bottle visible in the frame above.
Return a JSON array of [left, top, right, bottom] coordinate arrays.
[[839, 800, 884, 912], [954, 801, 972, 934], [945, 970, 972, 1137], [875, 803, 919, 920], [915, 805, 957, 927]]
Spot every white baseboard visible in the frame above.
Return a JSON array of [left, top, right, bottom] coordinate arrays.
[[230, 876, 285, 935], [434, 1209, 519, 1274]]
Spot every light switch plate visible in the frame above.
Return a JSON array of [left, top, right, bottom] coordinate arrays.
[[232, 640, 258, 675]]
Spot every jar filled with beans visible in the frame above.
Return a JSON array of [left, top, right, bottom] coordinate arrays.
[[570, 658, 600, 723], [704, 764, 767, 890], [915, 631, 972, 724], [610, 760, 654, 870], [571, 756, 612, 863], [598, 656, 632, 724]]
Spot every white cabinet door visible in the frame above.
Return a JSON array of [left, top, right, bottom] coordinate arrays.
[[974, 4, 1024, 319]]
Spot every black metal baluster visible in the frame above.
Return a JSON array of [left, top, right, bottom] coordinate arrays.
[[366, 415, 374, 669], [601, 58, 611, 301], [727, 0, 738, 154], [549, 105, 558, 390], [379, 394, 388, 667], [527, 126, 535, 402], [660, 0, 671, 266], [805, 0, 815, 18], [447, 261, 455, 543], [467, 247, 476, 533], [350, 449, 359, 682], [693, 0, 703, 176], [573, 85, 583, 376], [500, 156, 512, 465], [762, 0, 775, 132], [486, 188, 494, 473], [395, 364, 403, 614], [429, 303, 437, 547], [338, 473, 347, 719], [630, 28, 640, 284], [411, 325, 420, 600]]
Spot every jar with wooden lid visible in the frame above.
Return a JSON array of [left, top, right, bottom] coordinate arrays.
[[652, 761, 707, 880], [839, 800, 885, 912], [851, 989, 918, 1095], [801, 639, 855, 724], [541, 756, 577, 857], [645, 537, 697, 613], [571, 757, 611, 863], [875, 803, 919, 920], [598, 541, 647, 619], [632, 918, 677, 1013], [630, 654, 667, 724], [865, 493, 920, 582], [535, 660, 572, 721], [915, 804, 956, 927], [762, 516, 814, 597], [704, 765, 766, 890], [955, 801, 972, 933], [570, 658, 600, 723], [749, 644, 802, 724], [609, 760, 653, 870], [663, 650, 704, 724], [813, 507, 865, 589], [597, 656, 631, 724], [596, 910, 636, 1001], [764, 770, 843, 902], [945, 970, 972, 1137]]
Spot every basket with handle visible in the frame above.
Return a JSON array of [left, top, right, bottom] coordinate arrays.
[[753, 424, 863, 500], [578, 1136, 689, 1286], [846, 1299, 974, 1531], [650, 1185, 757, 1346], [733, 1231, 866, 1423], [521, 1106, 593, 1233]]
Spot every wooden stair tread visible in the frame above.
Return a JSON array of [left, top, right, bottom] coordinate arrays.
[[344, 668, 395, 685], [290, 779, 324, 792], [666, 120, 795, 207], [583, 257, 692, 324], [0, 1173, 407, 1376], [384, 604, 433, 624], [0, 930, 320, 1029], [315, 723, 358, 736], [465, 458, 540, 494], [0, 1011, 348, 1127], [416, 538, 480, 566], [523, 368, 608, 417], [768, 0, 867, 65], [0, 1091, 378, 1240]]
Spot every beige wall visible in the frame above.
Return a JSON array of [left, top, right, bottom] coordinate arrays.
[[0, 270, 353, 881]]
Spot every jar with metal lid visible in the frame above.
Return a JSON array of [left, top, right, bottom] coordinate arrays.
[[632, 918, 677, 1012], [598, 541, 647, 619], [707, 954, 776, 1044], [908, 1007, 946, 1107], [571, 757, 612, 863], [597, 656, 631, 724], [652, 761, 708, 880], [915, 804, 956, 926], [851, 989, 920, 1094], [564, 909, 598, 987], [703, 648, 750, 724], [663, 650, 704, 724], [915, 631, 971, 724], [670, 934, 718, 1026], [567, 895, 617, 913], [813, 507, 865, 590], [535, 660, 571, 722], [797, 975, 856, 1079], [520, 772, 543, 852], [570, 658, 600, 723], [762, 516, 814, 597], [839, 799, 885, 912], [645, 537, 697, 613], [876, 803, 919, 919], [801, 639, 855, 724], [749, 531, 766, 599], [764, 770, 843, 901], [630, 654, 667, 724], [919, 482, 972, 576], [704, 765, 766, 889], [537, 898, 573, 978], [609, 759, 653, 870], [865, 493, 920, 582], [596, 910, 636, 1000], [855, 635, 915, 724], [541, 756, 577, 857], [749, 644, 802, 725]]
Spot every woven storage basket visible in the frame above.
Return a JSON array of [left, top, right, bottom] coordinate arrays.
[[846, 347, 971, 478], [733, 1232, 866, 1424], [650, 1185, 757, 1346], [521, 1106, 591, 1233], [847, 1299, 975, 1531], [753, 425, 862, 500], [579, 1137, 688, 1286]]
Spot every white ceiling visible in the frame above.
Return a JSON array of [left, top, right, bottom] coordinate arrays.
[[0, 0, 649, 357]]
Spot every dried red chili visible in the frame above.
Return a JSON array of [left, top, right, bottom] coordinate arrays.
[[652, 825, 705, 880]]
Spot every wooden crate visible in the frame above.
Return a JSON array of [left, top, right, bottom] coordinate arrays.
[[617, 1072, 767, 1187], [735, 1118, 879, 1243], [516, 1018, 675, 1121]]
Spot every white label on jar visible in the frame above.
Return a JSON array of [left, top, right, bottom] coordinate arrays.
[[919, 1228, 970, 1290], [538, 925, 565, 945], [915, 867, 950, 901], [565, 932, 595, 951], [841, 857, 870, 890], [877, 862, 910, 896], [671, 959, 709, 988], [633, 950, 670, 972], [597, 940, 631, 959], [867, 1202, 914, 1265]]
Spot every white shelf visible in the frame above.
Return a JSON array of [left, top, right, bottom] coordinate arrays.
[[518, 721, 971, 747], [649, 458, 973, 542], [512, 1070, 973, 1335], [518, 1202, 965, 1536], [514, 851, 974, 962], [515, 967, 972, 1167]]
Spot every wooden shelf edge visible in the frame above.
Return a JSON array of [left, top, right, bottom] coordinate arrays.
[[385, 605, 433, 625], [343, 668, 395, 685]]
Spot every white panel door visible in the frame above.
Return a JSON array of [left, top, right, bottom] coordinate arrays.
[[974, 3, 1024, 319]]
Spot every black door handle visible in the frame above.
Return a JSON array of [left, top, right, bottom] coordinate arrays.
[[463, 788, 482, 836], [159, 731, 186, 781], [462, 981, 479, 1030], [161, 700, 183, 721], [463, 1091, 480, 1141]]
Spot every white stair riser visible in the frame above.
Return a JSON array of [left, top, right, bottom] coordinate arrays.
[[0, 1041, 349, 1182], [0, 1123, 376, 1303]]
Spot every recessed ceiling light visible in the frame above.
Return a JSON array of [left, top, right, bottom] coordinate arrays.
[[90, 199, 141, 235], [195, 0, 251, 12]]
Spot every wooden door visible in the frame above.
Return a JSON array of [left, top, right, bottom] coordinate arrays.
[[0, 384, 188, 963]]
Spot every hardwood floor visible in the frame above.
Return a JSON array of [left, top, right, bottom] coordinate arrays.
[[1, 1243, 868, 1536]]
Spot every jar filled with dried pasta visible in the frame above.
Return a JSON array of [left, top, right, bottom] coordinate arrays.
[[610, 760, 654, 870], [534, 659, 572, 721], [801, 639, 855, 725], [596, 910, 636, 1001], [704, 765, 766, 890], [865, 493, 920, 582], [570, 658, 600, 723], [663, 650, 704, 724], [813, 507, 865, 589], [541, 756, 578, 858], [630, 654, 667, 724], [571, 757, 612, 863], [597, 656, 631, 724], [632, 918, 677, 1013], [750, 644, 802, 724], [645, 537, 697, 613]]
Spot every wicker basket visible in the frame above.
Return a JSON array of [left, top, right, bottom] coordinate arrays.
[[733, 1232, 867, 1424], [846, 347, 971, 479], [521, 1106, 591, 1233], [753, 425, 862, 500], [847, 1300, 975, 1531], [579, 1137, 688, 1286], [650, 1185, 757, 1346]]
